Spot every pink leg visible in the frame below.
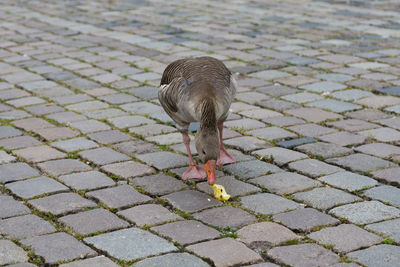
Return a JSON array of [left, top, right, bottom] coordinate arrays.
[[181, 132, 206, 180], [217, 122, 236, 166]]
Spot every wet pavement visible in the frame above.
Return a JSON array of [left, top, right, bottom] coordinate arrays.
[[1, 0, 400, 266]]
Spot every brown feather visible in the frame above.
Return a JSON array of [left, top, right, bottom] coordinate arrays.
[[200, 97, 217, 131], [160, 57, 231, 88]]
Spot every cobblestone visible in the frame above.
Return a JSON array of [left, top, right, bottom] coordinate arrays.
[[0, 162, 39, 183], [59, 171, 115, 190], [240, 193, 302, 215], [288, 159, 343, 178], [78, 147, 130, 165], [296, 142, 352, 159], [319, 171, 378, 192], [13, 145, 66, 163], [0, 196, 31, 219], [193, 206, 256, 229], [363, 185, 400, 207], [308, 224, 382, 253], [0, 126, 21, 139], [0, 214, 56, 239], [237, 222, 300, 248], [101, 161, 155, 179], [273, 208, 339, 232], [37, 159, 92, 176], [247, 127, 297, 141], [152, 220, 220, 245], [268, 244, 340, 267], [330, 201, 400, 224], [223, 160, 282, 180], [347, 245, 400, 267], [318, 132, 366, 146], [136, 151, 188, 170], [0, 136, 42, 150], [249, 172, 320, 195], [51, 137, 98, 152], [6, 176, 68, 199], [326, 153, 395, 173], [288, 123, 337, 137], [84, 228, 176, 261], [372, 167, 400, 186], [366, 218, 400, 243], [356, 143, 400, 158], [0, 151, 15, 163], [117, 204, 182, 227], [59, 208, 129, 236], [86, 185, 152, 209], [0, 240, 28, 265], [29, 193, 97, 216], [21, 232, 96, 264], [187, 238, 263, 267], [131, 173, 188, 196], [60, 256, 119, 267], [132, 253, 209, 267]]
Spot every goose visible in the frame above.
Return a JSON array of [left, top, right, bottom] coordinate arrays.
[[159, 56, 237, 185]]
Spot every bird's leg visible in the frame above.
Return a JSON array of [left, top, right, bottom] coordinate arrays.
[[181, 132, 206, 180], [217, 122, 236, 166]]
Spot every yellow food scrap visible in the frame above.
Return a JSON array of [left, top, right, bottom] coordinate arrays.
[[210, 184, 230, 201]]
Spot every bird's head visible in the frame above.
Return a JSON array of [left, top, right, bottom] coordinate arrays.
[[195, 128, 219, 185]]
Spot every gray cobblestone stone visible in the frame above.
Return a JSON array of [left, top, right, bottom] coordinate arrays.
[[273, 208, 339, 231], [308, 224, 382, 253], [0, 240, 28, 265], [37, 159, 92, 176], [86, 185, 152, 209], [0, 214, 56, 239], [78, 147, 130, 165], [268, 244, 339, 267], [237, 222, 300, 248], [330, 201, 400, 224], [347, 245, 400, 267], [0, 162, 39, 183], [6, 176, 68, 199], [132, 253, 209, 267], [249, 172, 320, 195], [118, 204, 182, 226], [319, 171, 378, 192], [84, 228, 177, 261], [240, 193, 302, 215], [59, 208, 129, 236], [29, 193, 97, 216], [21, 232, 96, 264], [187, 238, 262, 267], [293, 187, 361, 210], [0, 196, 31, 219]]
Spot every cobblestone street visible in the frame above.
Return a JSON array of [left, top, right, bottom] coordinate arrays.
[[1, 0, 400, 266]]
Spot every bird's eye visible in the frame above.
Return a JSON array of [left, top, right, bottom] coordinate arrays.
[[202, 149, 206, 154]]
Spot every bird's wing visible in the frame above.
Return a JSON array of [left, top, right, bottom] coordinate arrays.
[[158, 76, 187, 114]]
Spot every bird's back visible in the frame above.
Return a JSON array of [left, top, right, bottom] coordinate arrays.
[[160, 56, 231, 90]]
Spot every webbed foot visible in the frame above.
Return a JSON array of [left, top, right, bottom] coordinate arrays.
[[182, 165, 207, 180], [217, 147, 236, 166]]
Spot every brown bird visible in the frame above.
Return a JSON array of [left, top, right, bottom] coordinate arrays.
[[159, 56, 237, 185]]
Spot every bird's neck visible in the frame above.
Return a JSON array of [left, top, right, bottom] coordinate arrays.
[[199, 97, 217, 131]]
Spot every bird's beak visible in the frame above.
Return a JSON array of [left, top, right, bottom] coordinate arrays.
[[204, 160, 216, 185]]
